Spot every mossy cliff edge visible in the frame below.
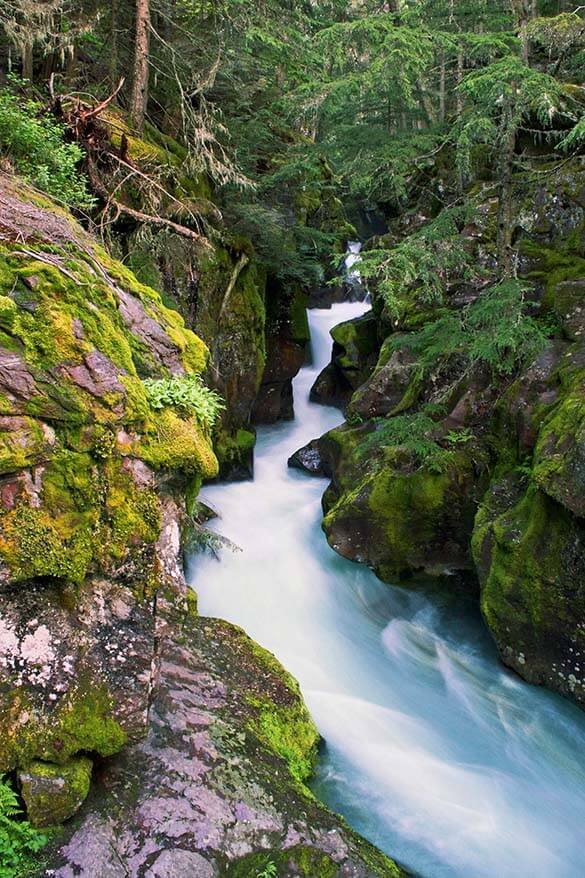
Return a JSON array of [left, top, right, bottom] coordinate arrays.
[[302, 159, 585, 708], [0, 177, 403, 877]]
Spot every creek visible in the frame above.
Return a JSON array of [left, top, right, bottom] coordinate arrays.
[[192, 301, 585, 878]]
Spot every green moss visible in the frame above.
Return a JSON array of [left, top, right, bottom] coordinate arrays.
[[519, 241, 585, 311], [289, 290, 310, 344], [0, 417, 49, 474], [0, 503, 93, 583], [21, 756, 93, 827], [137, 407, 218, 477], [474, 485, 574, 635], [224, 840, 402, 878], [243, 639, 319, 786], [245, 694, 319, 786], [54, 685, 128, 760], [0, 294, 17, 330], [225, 846, 338, 878], [0, 678, 127, 771], [214, 427, 256, 476]]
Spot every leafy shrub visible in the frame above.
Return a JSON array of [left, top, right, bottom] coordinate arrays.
[[143, 375, 224, 429], [0, 775, 47, 878], [256, 863, 277, 878], [0, 88, 95, 209]]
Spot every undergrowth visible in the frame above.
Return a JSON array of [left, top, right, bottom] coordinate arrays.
[[0, 776, 47, 878], [0, 85, 95, 210], [142, 375, 225, 430]]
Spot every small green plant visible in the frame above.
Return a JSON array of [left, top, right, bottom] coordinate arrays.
[[0, 87, 95, 209], [446, 428, 474, 446], [183, 523, 242, 559], [357, 408, 455, 474], [256, 862, 277, 878], [391, 279, 547, 378], [0, 775, 47, 878], [358, 206, 477, 319], [143, 375, 225, 430]]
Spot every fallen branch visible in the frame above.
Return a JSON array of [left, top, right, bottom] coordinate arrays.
[[87, 159, 209, 247]]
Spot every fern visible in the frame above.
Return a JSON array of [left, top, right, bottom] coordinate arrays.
[[143, 376, 225, 430], [0, 776, 47, 878]]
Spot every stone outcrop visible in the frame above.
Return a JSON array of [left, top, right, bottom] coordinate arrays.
[[43, 616, 404, 877], [311, 311, 379, 411], [312, 161, 585, 707], [0, 176, 215, 825]]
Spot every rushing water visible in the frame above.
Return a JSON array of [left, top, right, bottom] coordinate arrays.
[[191, 301, 585, 878]]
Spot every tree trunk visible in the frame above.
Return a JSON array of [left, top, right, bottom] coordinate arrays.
[[456, 49, 464, 116], [439, 51, 446, 124], [496, 85, 518, 277], [130, 0, 150, 132], [110, 0, 119, 86], [22, 41, 33, 82], [510, 0, 530, 61]]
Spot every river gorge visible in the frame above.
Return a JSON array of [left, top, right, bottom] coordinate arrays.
[[194, 302, 585, 878]]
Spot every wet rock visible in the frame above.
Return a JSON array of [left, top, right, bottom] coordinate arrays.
[[117, 290, 186, 376], [473, 483, 585, 706], [45, 618, 404, 878], [348, 345, 418, 421], [552, 278, 585, 341], [311, 312, 378, 411], [66, 351, 128, 407], [19, 756, 93, 827], [288, 439, 326, 476], [253, 339, 306, 424]]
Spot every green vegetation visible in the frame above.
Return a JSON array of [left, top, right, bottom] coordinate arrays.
[[143, 375, 224, 429], [0, 87, 94, 209], [390, 279, 548, 378], [0, 776, 47, 878]]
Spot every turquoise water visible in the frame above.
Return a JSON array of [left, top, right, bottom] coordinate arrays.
[[192, 302, 585, 878]]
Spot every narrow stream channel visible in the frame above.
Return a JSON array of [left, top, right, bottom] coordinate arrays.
[[192, 302, 585, 878]]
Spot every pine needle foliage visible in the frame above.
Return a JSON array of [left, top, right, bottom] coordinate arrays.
[[359, 207, 475, 319], [393, 279, 548, 377], [357, 408, 451, 471]]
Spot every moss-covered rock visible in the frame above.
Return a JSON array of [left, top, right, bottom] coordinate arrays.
[[311, 311, 379, 410], [0, 175, 217, 586], [45, 617, 405, 878], [321, 423, 483, 583], [19, 756, 93, 827], [473, 483, 585, 703]]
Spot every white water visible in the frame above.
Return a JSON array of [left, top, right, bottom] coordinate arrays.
[[344, 240, 363, 282], [191, 302, 585, 878]]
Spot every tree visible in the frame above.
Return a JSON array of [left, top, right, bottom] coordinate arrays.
[[455, 57, 564, 274], [129, 0, 150, 131]]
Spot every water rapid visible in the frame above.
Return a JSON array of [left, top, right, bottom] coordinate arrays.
[[191, 302, 585, 878]]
